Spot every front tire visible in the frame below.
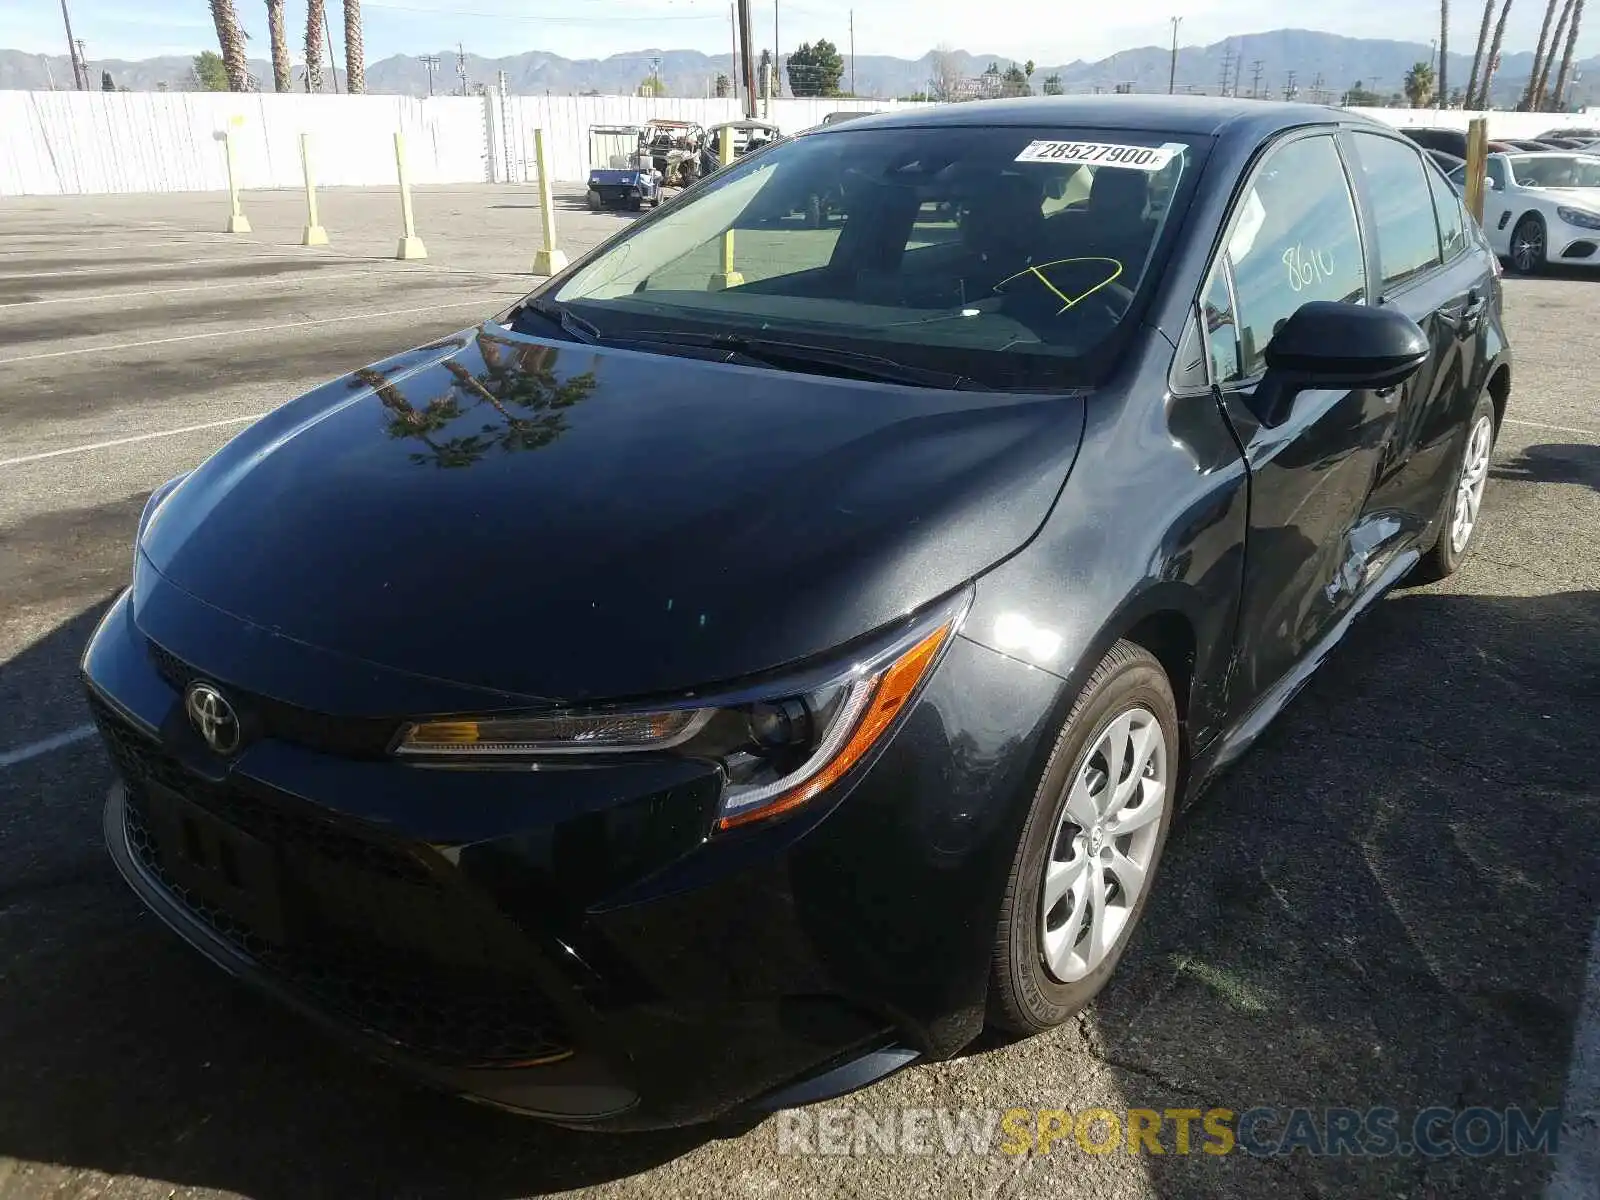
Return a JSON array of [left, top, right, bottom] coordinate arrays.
[[989, 641, 1178, 1035], [1412, 391, 1497, 583], [1509, 214, 1546, 274]]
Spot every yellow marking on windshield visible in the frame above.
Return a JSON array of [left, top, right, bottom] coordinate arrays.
[[995, 256, 1126, 314]]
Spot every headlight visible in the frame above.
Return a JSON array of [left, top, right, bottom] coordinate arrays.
[[1556, 206, 1600, 230], [395, 593, 968, 831]]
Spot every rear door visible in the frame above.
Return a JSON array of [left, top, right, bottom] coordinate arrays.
[[1345, 130, 1491, 542], [1196, 130, 1396, 710]]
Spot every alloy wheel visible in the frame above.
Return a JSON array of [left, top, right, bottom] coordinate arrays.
[[1039, 706, 1168, 984], [1512, 220, 1544, 273], [1450, 414, 1494, 554]]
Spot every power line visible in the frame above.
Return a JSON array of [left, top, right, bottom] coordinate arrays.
[[362, 3, 723, 21]]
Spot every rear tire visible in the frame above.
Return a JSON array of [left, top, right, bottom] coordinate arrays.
[[989, 641, 1178, 1035], [586, 190, 600, 211], [1412, 391, 1497, 584]]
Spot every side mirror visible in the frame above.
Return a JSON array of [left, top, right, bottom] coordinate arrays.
[[1265, 301, 1429, 389], [1255, 301, 1429, 424]]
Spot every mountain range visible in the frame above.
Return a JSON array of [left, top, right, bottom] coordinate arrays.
[[3, 29, 1596, 109]]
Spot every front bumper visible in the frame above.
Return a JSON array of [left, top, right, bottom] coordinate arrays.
[[84, 581, 1064, 1128]]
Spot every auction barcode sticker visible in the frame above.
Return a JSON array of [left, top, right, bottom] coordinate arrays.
[[1014, 141, 1179, 170]]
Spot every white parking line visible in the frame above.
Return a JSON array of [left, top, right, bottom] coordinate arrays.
[[0, 269, 390, 309], [1506, 418, 1598, 438], [0, 725, 96, 770], [0, 297, 505, 366], [0, 253, 310, 280], [0, 414, 270, 469], [1547, 914, 1600, 1199]]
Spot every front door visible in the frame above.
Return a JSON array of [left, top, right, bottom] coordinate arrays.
[[1199, 131, 1398, 713]]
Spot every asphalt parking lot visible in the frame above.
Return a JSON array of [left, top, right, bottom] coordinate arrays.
[[1, 185, 1597, 1200]]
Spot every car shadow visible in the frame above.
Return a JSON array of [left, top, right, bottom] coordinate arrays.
[[0, 588, 1595, 1197], [1491, 442, 1600, 492], [1088, 585, 1600, 1197]]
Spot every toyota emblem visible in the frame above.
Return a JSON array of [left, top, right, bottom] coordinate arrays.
[[184, 682, 241, 755]]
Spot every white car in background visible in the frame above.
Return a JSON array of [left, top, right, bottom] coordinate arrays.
[[1448, 150, 1600, 273]]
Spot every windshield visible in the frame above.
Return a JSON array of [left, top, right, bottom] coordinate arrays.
[[546, 124, 1205, 389], [1507, 154, 1600, 188]]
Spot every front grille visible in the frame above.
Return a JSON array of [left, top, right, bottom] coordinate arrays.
[[147, 638, 399, 759], [92, 693, 570, 1067]]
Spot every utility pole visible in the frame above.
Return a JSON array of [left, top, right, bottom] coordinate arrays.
[[420, 54, 440, 97], [774, 0, 780, 99], [849, 9, 855, 97], [74, 38, 88, 90], [1283, 70, 1298, 101], [736, 0, 756, 117], [58, 0, 85, 89], [729, 3, 740, 104], [327, 26, 340, 92], [1311, 71, 1326, 105], [1218, 46, 1234, 97], [1168, 17, 1180, 94], [1250, 59, 1263, 98], [456, 42, 467, 96]]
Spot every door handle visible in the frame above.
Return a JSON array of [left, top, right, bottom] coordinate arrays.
[[1454, 291, 1487, 334]]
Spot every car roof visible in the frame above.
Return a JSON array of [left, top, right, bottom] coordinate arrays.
[[821, 94, 1374, 141]]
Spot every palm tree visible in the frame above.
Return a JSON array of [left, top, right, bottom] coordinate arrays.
[[209, 0, 250, 91], [1532, 0, 1575, 108], [304, 0, 326, 91], [1466, 0, 1496, 109], [265, 0, 291, 91], [1524, 0, 1563, 108], [1438, 0, 1450, 106], [342, 0, 365, 94], [1479, 0, 1515, 106], [1405, 61, 1437, 108], [1552, 0, 1585, 108]]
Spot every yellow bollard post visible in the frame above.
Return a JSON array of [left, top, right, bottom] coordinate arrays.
[[393, 132, 428, 260], [1463, 117, 1489, 227], [531, 127, 568, 276], [222, 128, 251, 234], [708, 126, 743, 290], [300, 132, 329, 246]]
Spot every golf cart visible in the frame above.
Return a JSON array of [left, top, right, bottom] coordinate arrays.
[[701, 118, 783, 175], [584, 124, 662, 212], [640, 118, 708, 187]]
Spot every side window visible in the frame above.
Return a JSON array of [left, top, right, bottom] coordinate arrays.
[[1350, 132, 1444, 290], [1426, 166, 1468, 261], [1200, 267, 1243, 386], [1225, 134, 1367, 378], [1487, 158, 1508, 191]]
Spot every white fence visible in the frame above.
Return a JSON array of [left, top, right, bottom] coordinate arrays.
[[0, 91, 921, 196], [0, 90, 1588, 198]]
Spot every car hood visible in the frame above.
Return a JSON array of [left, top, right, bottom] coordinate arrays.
[[141, 323, 1085, 705], [1532, 188, 1600, 210]]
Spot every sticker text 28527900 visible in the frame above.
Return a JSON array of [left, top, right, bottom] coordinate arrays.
[[1014, 141, 1179, 171]]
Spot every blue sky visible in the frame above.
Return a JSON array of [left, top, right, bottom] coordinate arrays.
[[5, 0, 1597, 66]]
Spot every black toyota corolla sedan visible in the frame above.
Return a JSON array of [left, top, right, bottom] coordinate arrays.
[[85, 96, 1510, 1130]]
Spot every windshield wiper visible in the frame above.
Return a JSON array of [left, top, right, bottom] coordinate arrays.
[[522, 298, 600, 345], [617, 330, 975, 390]]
